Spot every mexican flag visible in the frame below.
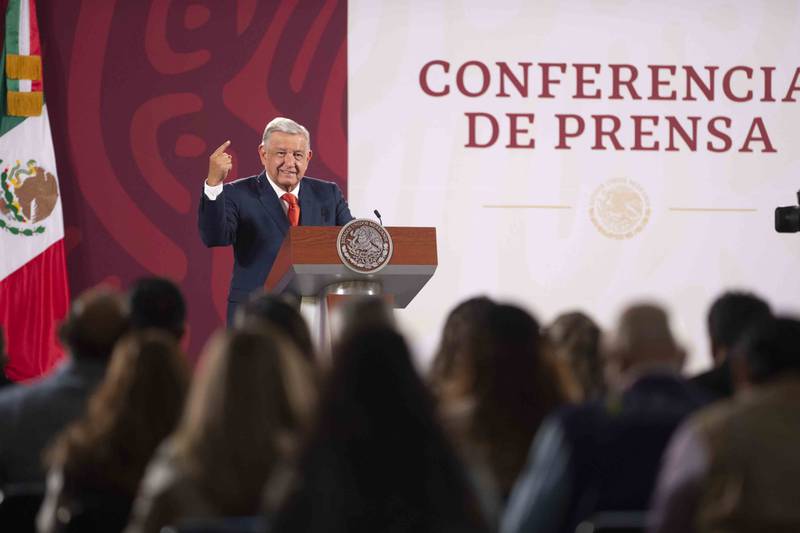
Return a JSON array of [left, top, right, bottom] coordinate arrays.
[[0, 0, 69, 382]]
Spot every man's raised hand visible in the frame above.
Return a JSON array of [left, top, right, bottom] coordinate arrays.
[[207, 140, 232, 186]]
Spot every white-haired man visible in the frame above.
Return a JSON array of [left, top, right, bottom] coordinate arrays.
[[199, 117, 354, 324]]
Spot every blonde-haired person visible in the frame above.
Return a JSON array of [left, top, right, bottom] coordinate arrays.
[[125, 327, 316, 533], [38, 330, 190, 533]]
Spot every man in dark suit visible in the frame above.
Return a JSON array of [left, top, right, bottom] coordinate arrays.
[[501, 304, 710, 533], [0, 288, 128, 485], [690, 291, 771, 400], [198, 117, 354, 324]]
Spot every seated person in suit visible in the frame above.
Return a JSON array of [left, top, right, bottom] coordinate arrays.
[[198, 117, 355, 324], [690, 291, 771, 400], [501, 303, 710, 533], [0, 288, 128, 486]]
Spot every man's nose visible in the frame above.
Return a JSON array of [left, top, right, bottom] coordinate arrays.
[[283, 153, 296, 165]]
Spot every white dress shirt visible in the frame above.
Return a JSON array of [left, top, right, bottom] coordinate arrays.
[[203, 173, 302, 216]]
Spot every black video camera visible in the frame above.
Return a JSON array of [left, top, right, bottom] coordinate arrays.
[[775, 191, 800, 233]]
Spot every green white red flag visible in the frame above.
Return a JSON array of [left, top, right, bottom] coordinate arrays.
[[0, 0, 69, 381]]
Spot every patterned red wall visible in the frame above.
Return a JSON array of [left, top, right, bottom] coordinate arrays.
[[36, 0, 347, 361]]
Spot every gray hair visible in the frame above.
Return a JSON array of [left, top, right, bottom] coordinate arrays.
[[261, 117, 311, 149]]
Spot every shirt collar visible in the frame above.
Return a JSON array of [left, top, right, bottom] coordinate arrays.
[[265, 171, 302, 200]]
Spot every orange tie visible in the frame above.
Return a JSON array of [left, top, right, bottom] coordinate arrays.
[[281, 193, 300, 226]]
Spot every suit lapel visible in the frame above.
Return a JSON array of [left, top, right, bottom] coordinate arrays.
[[256, 172, 290, 234], [298, 178, 320, 226]]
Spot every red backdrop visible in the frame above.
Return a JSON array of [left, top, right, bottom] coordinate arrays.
[[33, 0, 347, 362]]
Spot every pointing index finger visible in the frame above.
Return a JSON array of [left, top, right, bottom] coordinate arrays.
[[212, 140, 231, 156]]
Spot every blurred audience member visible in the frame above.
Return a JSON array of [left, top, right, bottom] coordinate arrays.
[[331, 295, 395, 344], [125, 328, 315, 533], [650, 316, 800, 533], [432, 299, 564, 523], [37, 331, 189, 533], [268, 325, 489, 533], [429, 296, 495, 399], [127, 277, 187, 341], [234, 292, 314, 362], [546, 311, 605, 402], [691, 291, 771, 400], [502, 303, 708, 533], [0, 288, 127, 485], [0, 326, 11, 388]]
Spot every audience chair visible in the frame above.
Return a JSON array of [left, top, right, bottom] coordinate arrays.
[[575, 511, 647, 533], [0, 483, 46, 533]]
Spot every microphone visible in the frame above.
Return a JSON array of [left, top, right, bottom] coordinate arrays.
[[374, 209, 384, 226]]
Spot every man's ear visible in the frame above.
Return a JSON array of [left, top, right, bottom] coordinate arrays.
[[730, 353, 751, 392], [711, 343, 727, 365]]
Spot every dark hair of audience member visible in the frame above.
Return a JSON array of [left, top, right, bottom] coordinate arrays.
[[734, 316, 800, 385], [439, 302, 564, 499], [128, 277, 187, 340], [45, 331, 189, 497], [269, 325, 489, 533], [235, 293, 314, 362], [707, 291, 771, 358], [333, 295, 396, 340], [58, 288, 129, 360], [171, 328, 316, 515], [429, 296, 496, 394], [546, 311, 605, 401]]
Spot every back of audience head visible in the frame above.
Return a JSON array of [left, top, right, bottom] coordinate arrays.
[[315, 325, 435, 443], [733, 315, 800, 387], [235, 292, 314, 362], [707, 291, 772, 364], [476, 304, 564, 492], [174, 327, 316, 514], [429, 295, 496, 396], [546, 311, 605, 401], [331, 295, 395, 343], [46, 330, 189, 494], [127, 277, 187, 341], [603, 303, 685, 390], [59, 287, 128, 361], [432, 298, 564, 499], [270, 324, 488, 532]]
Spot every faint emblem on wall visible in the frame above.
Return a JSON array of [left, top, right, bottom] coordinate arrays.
[[589, 178, 651, 239], [337, 219, 393, 273], [0, 159, 59, 236]]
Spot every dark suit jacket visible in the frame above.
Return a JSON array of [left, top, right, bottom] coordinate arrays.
[[0, 357, 108, 485], [198, 173, 354, 323], [690, 358, 733, 401], [502, 373, 712, 533], [555, 374, 711, 533]]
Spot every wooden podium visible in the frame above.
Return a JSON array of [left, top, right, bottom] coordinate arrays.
[[265, 226, 437, 350]]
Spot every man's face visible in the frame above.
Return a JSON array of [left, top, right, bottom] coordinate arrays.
[[259, 132, 312, 192]]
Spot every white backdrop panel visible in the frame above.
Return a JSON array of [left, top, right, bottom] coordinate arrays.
[[348, 0, 800, 371]]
